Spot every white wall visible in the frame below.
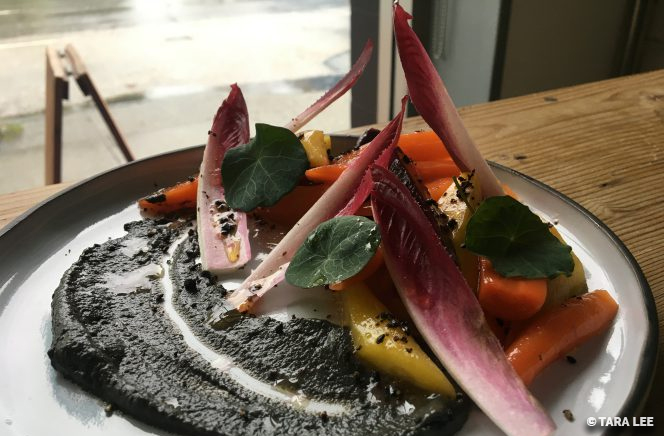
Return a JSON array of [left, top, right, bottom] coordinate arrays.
[[429, 0, 502, 106]]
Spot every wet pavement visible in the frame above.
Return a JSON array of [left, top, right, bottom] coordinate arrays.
[[0, 0, 351, 194]]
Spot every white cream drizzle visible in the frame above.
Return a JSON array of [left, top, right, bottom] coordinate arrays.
[[160, 231, 347, 416]]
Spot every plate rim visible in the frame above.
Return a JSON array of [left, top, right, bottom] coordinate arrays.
[[489, 161, 659, 423], [0, 142, 658, 431]]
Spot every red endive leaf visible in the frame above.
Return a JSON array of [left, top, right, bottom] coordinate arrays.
[[226, 102, 407, 311], [197, 84, 252, 274], [370, 165, 555, 436], [284, 39, 373, 133], [393, 3, 503, 198], [336, 96, 408, 216]]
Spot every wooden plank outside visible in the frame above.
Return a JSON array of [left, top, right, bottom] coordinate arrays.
[[64, 44, 135, 162], [44, 47, 69, 185]]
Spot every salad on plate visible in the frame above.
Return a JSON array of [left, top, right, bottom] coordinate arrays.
[[48, 3, 619, 436]]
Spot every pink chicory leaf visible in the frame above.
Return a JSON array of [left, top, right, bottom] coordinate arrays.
[[393, 3, 503, 198], [336, 96, 408, 216], [197, 84, 252, 274], [370, 165, 554, 436], [284, 39, 373, 133]]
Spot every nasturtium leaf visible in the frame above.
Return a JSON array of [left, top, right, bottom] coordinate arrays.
[[286, 216, 381, 288], [465, 196, 574, 279], [222, 123, 309, 211]]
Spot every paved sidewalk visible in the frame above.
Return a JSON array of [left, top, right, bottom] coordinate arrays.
[[0, 1, 351, 194], [0, 80, 350, 194]]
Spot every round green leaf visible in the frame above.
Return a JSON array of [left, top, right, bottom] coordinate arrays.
[[222, 123, 309, 211], [465, 196, 574, 279], [286, 216, 381, 288]]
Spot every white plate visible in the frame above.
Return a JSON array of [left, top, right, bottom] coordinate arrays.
[[0, 143, 657, 436]]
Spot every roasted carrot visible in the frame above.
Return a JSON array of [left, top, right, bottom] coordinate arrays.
[[424, 177, 453, 202], [304, 164, 347, 184], [258, 184, 329, 227], [138, 176, 199, 215], [329, 246, 384, 291], [305, 157, 458, 185], [397, 130, 451, 161], [502, 320, 527, 350], [306, 131, 455, 185], [335, 130, 450, 164], [478, 258, 547, 321], [485, 315, 510, 346], [505, 289, 618, 385], [411, 159, 460, 181]]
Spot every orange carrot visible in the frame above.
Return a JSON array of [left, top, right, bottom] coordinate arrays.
[[397, 130, 450, 161], [305, 158, 458, 185], [505, 289, 618, 385], [304, 164, 347, 184], [424, 177, 453, 202], [411, 159, 460, 181], [138, 176, 199, 215], [485, 315, 510, 346], [336, 130, 450, 164], [329, 246, 384, 291], [258, 184, 329, 227], [305, 131, 455, 185], [478, 258, 547, 321], [502, 320, 527, 350]]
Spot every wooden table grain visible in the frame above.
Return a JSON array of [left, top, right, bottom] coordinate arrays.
[[2, 70, 663, 420]]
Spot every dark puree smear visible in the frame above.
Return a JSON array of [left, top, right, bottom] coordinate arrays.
[[49, 218, 469, 435]]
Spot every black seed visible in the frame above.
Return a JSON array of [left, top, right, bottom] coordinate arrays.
[[183, 278, 198, 293], [145, 193, 167, 204]]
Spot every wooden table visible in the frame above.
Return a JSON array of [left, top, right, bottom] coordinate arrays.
[[2, 70, 663, 419]]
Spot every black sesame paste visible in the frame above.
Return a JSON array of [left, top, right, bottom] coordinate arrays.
[[49, 218, 469, 436]]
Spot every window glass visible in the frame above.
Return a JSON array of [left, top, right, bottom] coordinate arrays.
[[0, 0, 351, 194]]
